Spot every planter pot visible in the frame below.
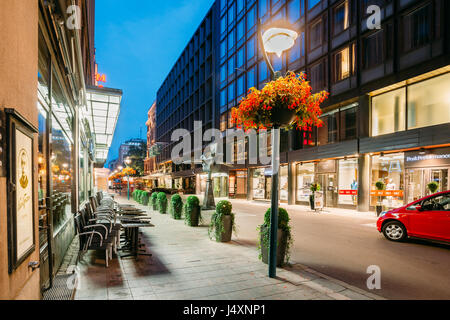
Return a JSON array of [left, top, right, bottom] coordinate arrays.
[[376, 205, 383, 216], [187, 207, 200, 226], [260, 226, 288, 267], [270, 108, 296, 127], [152, 203, 157, 211], [172, 208, 182, 220], [309, 195, 315, 210], [215, 215, 232, 242]]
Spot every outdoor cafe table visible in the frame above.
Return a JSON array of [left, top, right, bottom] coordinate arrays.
[[120, 219, 154, 259]]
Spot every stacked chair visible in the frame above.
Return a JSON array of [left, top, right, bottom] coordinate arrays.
[[74, 191, 147, 267]]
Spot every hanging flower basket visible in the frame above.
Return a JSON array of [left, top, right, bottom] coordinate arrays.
[[231, 72, 329, 130]]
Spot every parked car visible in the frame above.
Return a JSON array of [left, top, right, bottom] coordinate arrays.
[[377, 191, 450, 243]]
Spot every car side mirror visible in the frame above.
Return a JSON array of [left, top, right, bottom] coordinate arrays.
[[415, 205, 423, 212]]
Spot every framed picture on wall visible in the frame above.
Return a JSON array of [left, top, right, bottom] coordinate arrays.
[[5, 109, 38, 273]]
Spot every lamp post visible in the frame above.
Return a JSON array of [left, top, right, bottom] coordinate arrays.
[[258, 19, 298, 278], [124, 158, 132, 200], [117, 166, 123, 195]]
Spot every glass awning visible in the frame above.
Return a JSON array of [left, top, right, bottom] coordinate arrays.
[[86, 86, 122, 164]]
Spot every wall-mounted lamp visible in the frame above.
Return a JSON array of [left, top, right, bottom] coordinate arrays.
[[419, 148, 427, 155]]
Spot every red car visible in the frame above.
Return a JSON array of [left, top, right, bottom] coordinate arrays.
[[377, 191, 450, 243]]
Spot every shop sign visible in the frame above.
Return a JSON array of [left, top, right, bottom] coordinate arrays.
[[339, 190, 358, 195], [314, 191, 324, 210], [236, 170, 247, 178], [317, 160, 336, 173], [370, 190, 404, 197], [405, 147, 450, 168]]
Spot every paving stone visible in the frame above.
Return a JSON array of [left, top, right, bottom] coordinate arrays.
[[69, 196, 378, 301]]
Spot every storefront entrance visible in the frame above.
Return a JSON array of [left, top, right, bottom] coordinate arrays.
[[317, 173, 338, 208], [407, 168, 449, 202], [405, 147, 450, 203]]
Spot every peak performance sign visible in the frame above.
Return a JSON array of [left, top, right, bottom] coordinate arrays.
[[405, 147, 450, 168]]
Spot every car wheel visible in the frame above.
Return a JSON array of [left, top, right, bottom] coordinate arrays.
[[382, 221, 407, 242]]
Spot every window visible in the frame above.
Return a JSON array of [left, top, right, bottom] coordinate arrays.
[[220, 113, 227, 131], [309, 19, 323, 50], [422, 194, 450, 211], [288, 0, 301, 23], [333, 0, 349, 35], [220, 40, 227, 58], [259, 0, 268, 18], [228, 4, 235, 26], [363, 31, 384, 69], [403, 5, 431, 52], [220, 0, 227, 11], [308, 0, 321, 10], [237, 47, 245, 68], [247, 6, 256, 31], [370, 153, 405, 208], [220, 64, 227, 82], [372, 88, 406, 136], [220, 89, 227, 107], [228, 56, 235, 76], [247, 66, 256, 89], [339, 104, 357, 141], [318, 110, 338, 145], [407, 73, 450, 130], [259, 60, 268, 82], [237, 0, 244, 13], [228, 82, 235, 103], [228, 30, 235, 50], [221, 16, 227, 34], [333, 46, 350, 82], [237, 75, 245, 96], [309, 60, 326, 92], [338, 159, 358, 206], [289, 32, 305, 63], [247, 37, 256, 60], [237, 19, 245, 41]]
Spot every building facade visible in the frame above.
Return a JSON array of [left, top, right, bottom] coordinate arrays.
[[144, 102, 157, 176], [118, 138, 146, 167], [0, 0, 121, 299], [156, 0, 450, 210]]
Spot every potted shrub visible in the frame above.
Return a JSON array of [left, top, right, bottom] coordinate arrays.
[[375, 180, 385, 216], [151, 192, 158, 211], [157, 192, 168, 214], [258, 207, 293, 267], [309, 183, 321, 210], [184, 196, 202, 227], [170, 194, 183, 220], [427, 181, 439, 194], [209, 200, 235, 242], [141, 191, 150, 206]]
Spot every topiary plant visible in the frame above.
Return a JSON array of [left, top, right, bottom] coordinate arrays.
[[170, 194, 183, 219], [157, 192, 168, 214], [258, 207, 293, 265], [184, 195, 202, 226], [208, 200, 236, 242], [151, 192, 158, 210], [375, 180, 385, 191], [141, 191, 150, 206], [427, 181, 439, 194]]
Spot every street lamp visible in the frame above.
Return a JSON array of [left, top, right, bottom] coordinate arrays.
[[124, 158, 132, 200], [258, 19, 298, 279]]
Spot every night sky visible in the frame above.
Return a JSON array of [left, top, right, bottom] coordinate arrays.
[[95, 0, 214, 166]]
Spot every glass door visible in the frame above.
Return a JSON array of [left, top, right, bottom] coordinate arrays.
[[407, 168, 449, 202], [318, 174, 338, 208]]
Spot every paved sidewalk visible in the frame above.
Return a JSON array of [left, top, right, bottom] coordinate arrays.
[[74, 197, 384, 300]]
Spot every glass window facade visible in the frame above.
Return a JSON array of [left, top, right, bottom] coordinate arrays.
[[371, 153, 405, 208], [372, 88, 406, 136], [407, 73, 450, 130], [280, 165, 289, 201], [296, 163, 315, 203], [338, 159, 358, 206]]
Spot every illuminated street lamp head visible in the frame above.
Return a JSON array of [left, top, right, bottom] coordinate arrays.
[[125, 158, 131, 165], [262, 26, 298, 58], [117, 166, 123, 170]]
